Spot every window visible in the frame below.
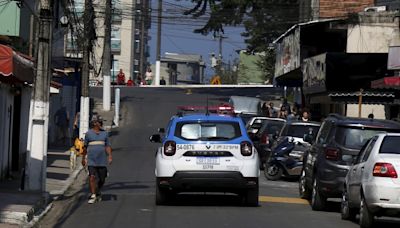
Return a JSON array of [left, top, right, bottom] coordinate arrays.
[[315, 121, 331, 144], [175, 122, 241, 141], [112, 0, 122, 22], [355, 137, 377, 164], [111, 59, 119, 79], [282, 124, 320, 139], [380, 136, 400, 154], [111, 26, 121, 52], [362, 137, 377, 162], [335, 127, 387, 150]]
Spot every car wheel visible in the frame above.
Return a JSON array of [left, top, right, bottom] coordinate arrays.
[[341, 188, 357, 220], [360, 195, 374, 228], [299, 170, 311, 199], [243, 183, 259, 207], [311, 178, 327, 211], [264, 164, 283, 181], [156, 182, 171, 205]]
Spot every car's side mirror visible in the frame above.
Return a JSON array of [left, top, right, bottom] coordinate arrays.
[[158, 128, 165, 133], [149, 134, 161, 143], [303, 134, 314, 144]]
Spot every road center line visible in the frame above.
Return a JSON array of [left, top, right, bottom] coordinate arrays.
[[259, 196, 309, 205]]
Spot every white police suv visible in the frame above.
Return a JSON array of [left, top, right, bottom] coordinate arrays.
[[150, 112, 260, 206]]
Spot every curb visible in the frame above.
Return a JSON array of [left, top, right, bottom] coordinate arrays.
[[27, 165, 86, 228], [2, 164, 86, 228]]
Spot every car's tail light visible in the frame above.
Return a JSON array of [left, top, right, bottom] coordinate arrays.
[[241, 141, 252, 156], [373, 163, 398, 178], [260, 133, 269, 145], [325, 148, 340, 160], [164, 141, 176, 156]]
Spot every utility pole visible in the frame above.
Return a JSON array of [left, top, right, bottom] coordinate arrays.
[[139, 0, 146, 77], [102, 0, 112, 111], [79, 0, 94, 139], [155, 0, 162, 86], [25, 0, 52, 191], [217, 34, 227, 65]]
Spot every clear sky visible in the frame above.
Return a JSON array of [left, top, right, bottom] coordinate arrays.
[[148, 0, 247, 78]]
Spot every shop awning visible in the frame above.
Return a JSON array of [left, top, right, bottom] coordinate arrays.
[[371, 76, 400, 89], [0, 44, 34, 84], [328, 91, 396, 104]]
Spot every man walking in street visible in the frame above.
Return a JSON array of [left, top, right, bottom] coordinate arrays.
[[82, 115, 112, 204]]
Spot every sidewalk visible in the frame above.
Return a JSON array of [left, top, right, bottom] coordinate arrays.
[[0, 98, 115, 227]]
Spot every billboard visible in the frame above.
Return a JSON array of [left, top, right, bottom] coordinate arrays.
[[0, 2, 20, 36]]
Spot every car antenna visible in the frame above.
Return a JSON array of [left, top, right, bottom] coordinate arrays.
[[206, 95, 210, 116]]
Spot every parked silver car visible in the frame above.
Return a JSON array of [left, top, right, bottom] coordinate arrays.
[[341, 133, 400, 228]]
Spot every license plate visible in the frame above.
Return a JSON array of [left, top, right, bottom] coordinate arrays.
[[196, 157, 220, 165]]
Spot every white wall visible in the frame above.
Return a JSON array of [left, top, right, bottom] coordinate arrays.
[[347, 14, 399, 53], [346, 104, 386, 119]]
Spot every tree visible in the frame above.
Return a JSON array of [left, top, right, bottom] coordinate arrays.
[[183, 0, 299, 82]]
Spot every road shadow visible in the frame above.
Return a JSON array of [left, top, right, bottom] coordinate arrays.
[[46, 172, 70, 180], [103, 181, 150, 191], [164, 193, 259, 207]]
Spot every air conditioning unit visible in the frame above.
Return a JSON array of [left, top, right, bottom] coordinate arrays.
[[364, 6, 387, 12]]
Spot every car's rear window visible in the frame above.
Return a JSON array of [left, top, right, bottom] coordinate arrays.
[[282, 125, 320, 138], [261, 121, 285, 135], [175, 121, 241, 141], [380, 136, 400, 154], [335, 127, 388, 150]]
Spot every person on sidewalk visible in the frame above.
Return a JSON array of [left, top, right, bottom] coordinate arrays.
[[81, 115, 113, 204]]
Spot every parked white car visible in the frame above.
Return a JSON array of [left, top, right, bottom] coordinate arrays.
[[341, 133, 400, 228]]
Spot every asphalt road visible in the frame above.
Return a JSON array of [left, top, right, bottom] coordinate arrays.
[[37, 87, 399, 228]]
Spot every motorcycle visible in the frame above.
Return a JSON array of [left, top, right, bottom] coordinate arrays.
[[264, 137, 306, 181]]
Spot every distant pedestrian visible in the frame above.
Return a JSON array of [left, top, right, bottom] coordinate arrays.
[[72, 111, 80, 140], [287, 104, 300, 121], [281, 98, 291, 115], [145, 67, 153, 85], [117, 69, 126, 85], [261, 102, 270, 117], [55, 106, 70, 146], [269, 102, 278, 118], [160, 77, 166, 85], [368, 113, 374, 119], [127, 77, 134, 86], [136, 75, 144, 86], [82, 115, 112, 204], [301, 110, 310, 122], [278, 106, 288, 119]]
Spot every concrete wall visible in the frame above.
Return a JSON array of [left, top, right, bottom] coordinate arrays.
[[347, 12, 399, 53], [346, 104, 386, 119]]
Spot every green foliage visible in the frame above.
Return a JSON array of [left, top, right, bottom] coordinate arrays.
[[183, 0, 299, 82], [256, 48, 275, 84]]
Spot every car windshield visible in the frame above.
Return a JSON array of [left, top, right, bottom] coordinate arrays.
[[282, 125, 320, 138], [380, 136, 400, 154], [175, 121, 241, 141], [335, 127, 387, 150]]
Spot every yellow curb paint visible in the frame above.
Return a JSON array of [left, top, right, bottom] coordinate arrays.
[[259, 196, 309, 205]]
